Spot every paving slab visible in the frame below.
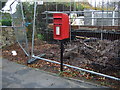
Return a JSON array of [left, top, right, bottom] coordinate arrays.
[[2, 59, 106, 88]]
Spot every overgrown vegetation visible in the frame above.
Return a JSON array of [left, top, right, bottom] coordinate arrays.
[[22, 2, 34, 40], [1, 19, 12, 26], [22, 2, 86, 41], [22, 1, 117, 41], [1, 13, 12, 26]]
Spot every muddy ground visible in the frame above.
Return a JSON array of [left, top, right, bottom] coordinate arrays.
[[2, 38, 120, 88]]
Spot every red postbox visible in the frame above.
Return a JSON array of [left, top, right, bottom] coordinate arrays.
[[53, 13, 69, 40]]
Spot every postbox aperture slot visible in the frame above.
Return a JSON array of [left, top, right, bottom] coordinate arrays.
[[54, 17, 62, 18], [54, 24, 62, 25], [54, 18, 62, 24], [53, 15, 62, 18]]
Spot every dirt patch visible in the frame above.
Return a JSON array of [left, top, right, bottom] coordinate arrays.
[[2, 38, 120, 89]]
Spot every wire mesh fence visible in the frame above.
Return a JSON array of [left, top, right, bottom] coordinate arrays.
[[32, 1, 120, 80], [10, 0, 120, 81], [11, 1, 29, 56]]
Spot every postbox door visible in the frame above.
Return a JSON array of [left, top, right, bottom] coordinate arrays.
[[53, 13, 69, 40]]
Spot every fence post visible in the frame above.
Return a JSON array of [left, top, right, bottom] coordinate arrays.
[[60, 40, 64, 72], [31, 1, 37, 58], [112, 11, 115, 26], [0, 1, 2, 24], [92, 11, 94, 26], [0, 1, 2, 10], [118, 1, 120, 29]]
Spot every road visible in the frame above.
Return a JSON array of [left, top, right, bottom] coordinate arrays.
[[2, 58, 106, 88]]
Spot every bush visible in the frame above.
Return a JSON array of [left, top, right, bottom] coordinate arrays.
[[1, 19, 12, 26], [37, 34, 44, 40]]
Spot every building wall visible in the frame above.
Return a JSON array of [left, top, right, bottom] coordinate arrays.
[[0, 27, 16, 48]]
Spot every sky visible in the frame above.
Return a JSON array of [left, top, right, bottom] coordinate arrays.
[[1, 0, 120, 13]]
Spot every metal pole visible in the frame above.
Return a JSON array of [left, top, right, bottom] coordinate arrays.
[[118, 1, 120, 30], [112, 11, 115, 26], [56, 2, 58, 11], [70, 0, 72, 42], [101, 0, 104, 40], [17, 41, 29, 56], [63, 2, 64, 11], [95, 0, 96, 10], [60, 40, 64, 71], [46, 2, 48, 41], [31, 1, 37, 57], [92, 12, 94, 26], [44, 10, 119, 14], [20, 1, 30, 56], [32, 55, 120, 81]]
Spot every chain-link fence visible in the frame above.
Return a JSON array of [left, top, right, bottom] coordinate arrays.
[[11, 1, 29, 56], [10, 0, 120, 81], [33, 1, 120, 80]]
